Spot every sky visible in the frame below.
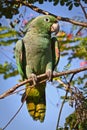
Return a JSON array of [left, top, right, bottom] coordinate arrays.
[[0, 1, 86, 130]]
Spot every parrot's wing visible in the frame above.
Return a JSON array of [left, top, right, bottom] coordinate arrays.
[[51, 37, 60, 71], [15, 39, 26, 79]]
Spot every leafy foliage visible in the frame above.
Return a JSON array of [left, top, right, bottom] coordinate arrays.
[[55, 16, 87, 129], [57, 29, 87, 63], [0, 26, 19, 79], [65, 96, 87, 130], [0, 0, 19, 18], [0, 26, 19, 46], [0, 62, 18, 79]]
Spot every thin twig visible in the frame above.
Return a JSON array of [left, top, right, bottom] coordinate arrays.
[[0, 66, 87, 99], [75, 27, 83, 36], [56, 91, 68, 130], [2, 102, 24, 130], [22, 1, 87, 27], [56, 72, 76, 129], [79, 1, 87, 19], [11, 88, 25, 95], [2, 91, 27, 130], [56, 78, 68, 88], [69, 73, 75, 83]]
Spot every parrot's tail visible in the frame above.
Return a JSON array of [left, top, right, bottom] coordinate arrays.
[[25, 83, 46, 122]]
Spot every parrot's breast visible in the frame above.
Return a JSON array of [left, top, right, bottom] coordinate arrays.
[[23, 34, 52, 76]]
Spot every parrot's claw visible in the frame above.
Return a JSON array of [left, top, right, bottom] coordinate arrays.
[[46, 70, 52, 81], [30, 73, 37, 86]]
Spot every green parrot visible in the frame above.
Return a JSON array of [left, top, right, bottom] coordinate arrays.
[[15, 15, 60, 122]]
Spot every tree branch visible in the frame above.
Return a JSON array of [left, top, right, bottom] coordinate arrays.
[[10, 0, 87, 27], [21, 1, 87, 27], [0, 66, 87, 99], [56, 73, 75, 129], [79, 1, 87, 19]]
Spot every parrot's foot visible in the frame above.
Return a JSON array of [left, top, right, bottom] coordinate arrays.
[[46, 69, 52, 81], [30, 73, 37, 86]]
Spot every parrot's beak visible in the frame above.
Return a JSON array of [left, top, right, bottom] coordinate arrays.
[[51, 22, 59, 35]]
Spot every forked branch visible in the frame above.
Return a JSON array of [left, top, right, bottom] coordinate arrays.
[[9, 0, 87, 27]]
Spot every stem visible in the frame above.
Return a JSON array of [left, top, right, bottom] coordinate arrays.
[[56, 72, 76, 129], [2, 103, 24, 130], [79, 1, 87, 19], [56, 91, 68, 130]]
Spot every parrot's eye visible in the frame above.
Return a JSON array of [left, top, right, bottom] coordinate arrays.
[[44, 18, 50, 22]]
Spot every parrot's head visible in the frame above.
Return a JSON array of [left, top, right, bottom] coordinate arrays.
[[26, 15, 59, 35]]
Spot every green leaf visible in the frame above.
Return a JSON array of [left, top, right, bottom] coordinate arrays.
[[49, 0, 52, 2], [74, 2, 80, 7], [60, 0, 65, 6], [63, 63, 71, 71], [0, 39, 18, 46], [4, 70, 18, 79], [53, 0, 59, 6], [39, 0, 43, 4], [66, 1, 72, 6], [0, 30, 18, 38], [0, 62, 18, 79], [68, 3, 73, 10], [0, 26, 8, 31]]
